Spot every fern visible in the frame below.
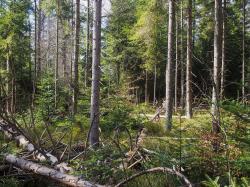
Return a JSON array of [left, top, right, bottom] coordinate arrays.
[[202, 175, 221, 187]]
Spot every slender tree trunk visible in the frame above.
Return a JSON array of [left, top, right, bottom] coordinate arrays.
[[73, 0, 80, 114], [6, 52, 10, 114], [212, 0, 222, 134], [37, 0, 42, 76], [220, 0, 226, 99], [46, 16, 51, 70], [242, 0, 246, 103], [89, 0, 102, 146], [145, 70, 148, 103], [55, 0, 59, 108], [186, 0, 193, 119], [85, 0, 90, 88], [11, 69, 15, 113], [175, 12, 178, 112], [192, 0, 196, 46], [165, 0, 175, 130], [28, 20, 32, 101], [70, 0, 75, 85], [180, 2, 185, 110], [32, 0, 37, 107], [153, 65, 157, 105], [62, 34, 67, 79]]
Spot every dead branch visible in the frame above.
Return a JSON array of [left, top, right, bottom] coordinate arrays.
[[115, 167, 192, 187]]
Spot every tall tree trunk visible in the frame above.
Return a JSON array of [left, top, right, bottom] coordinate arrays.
[[6, 52, 11, 114], [46, 16, 51, 70], [70, 0, 75, 85], [85, 0, 90, 88], [145, 70, 148, 103], [212, 0, 222, 134], [55, 0, 59, 108], [242, 0, 246, 103], [165, 0, 175, 130], [186, 0, 193, 119], [37, 0, 42, 76], [32, 0, 37, 107], [62, 34, 68, 79], [11, 68, 15, 114], [153, 65, 157, 105], [174, 12, 178, 112], [89, 0, 102, 146], [180, 2, 185, 110], [220, 0, 226, 99], [73, 0, 80, 114]]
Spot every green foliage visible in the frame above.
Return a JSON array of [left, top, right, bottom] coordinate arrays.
[[202, 175, 250, 187], [101, 97, 143, 134], [0, 178, 19, 187], [203, 175, 221, 187], [36, 72, 55, 121], [221, 100, 250, 122]]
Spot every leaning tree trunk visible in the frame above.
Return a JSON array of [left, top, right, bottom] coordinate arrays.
[[211, 0, 222, 133], [165, 0, 175, 130], [89, 0, 102, 146], [73, 0, 80, 114], [185, 0, 193, 119]]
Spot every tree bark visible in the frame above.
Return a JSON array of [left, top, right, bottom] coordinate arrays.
[[5, 155, 104, 187], [32, 0, 37, 108], [242, 0, 246, 103], [174, 12, 178, 112], [55, 0, 59, 109], [153, 65, 157, 105], [85, 0, 90, 88], [165, 0, 175, 129], [211, 0, 222, 133], [186, 0, 193, 119], [73, 0, 80, 114], [6, 52, 11, 114], [89, 0, 102, 146], [145, 70, 148, 103], [220, 0, 226, 99], [180, 2, 185, 110], [37, 0, 42, 76]]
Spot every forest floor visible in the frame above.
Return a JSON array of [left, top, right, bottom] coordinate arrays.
[[0, 101, 249, 186]]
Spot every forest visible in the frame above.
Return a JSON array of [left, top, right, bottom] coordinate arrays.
[[0, 0, 249, 186]]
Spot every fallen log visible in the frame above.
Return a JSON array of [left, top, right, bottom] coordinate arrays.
[[5, 154, 105, 187], [0, 121, 58, 164], [115, 167, 192, 187], [0, 120, 72, 173]]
